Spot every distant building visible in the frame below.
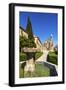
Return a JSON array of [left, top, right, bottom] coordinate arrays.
[[43, 35, 54, 51]]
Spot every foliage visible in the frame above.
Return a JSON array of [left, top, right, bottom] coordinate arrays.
[[27, 38, 36, 48], [19, 36, 36, 49], [26, 17, 36, 48], [35, 52, 43, 60], [19, 17, 36, 49], [20, 53, 27, 61], [47, 52, 58, 65], [26, 17, 34, 39], [19, 36, 28, 48], [54, 45, 58, 54], [54, 50, 58, 54]]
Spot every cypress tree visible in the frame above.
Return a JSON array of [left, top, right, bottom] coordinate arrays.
[[26, 17, 36, 48], [26, 17, 34, 39]]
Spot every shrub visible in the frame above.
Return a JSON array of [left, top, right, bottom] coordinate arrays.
[[20, 53, 27, 62], [47, 52, 58, 65], [54, 45, 58, 54], [19, 36, 29, 48], [27, 38, 36, 48], [35, 52, 43, 60], [54, 50, 58, 54]]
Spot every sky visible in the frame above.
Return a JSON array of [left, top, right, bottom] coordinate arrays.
[[19, 12, 58, 46]]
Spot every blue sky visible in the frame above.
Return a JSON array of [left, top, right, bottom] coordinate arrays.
[[19, 12, 58, 46]]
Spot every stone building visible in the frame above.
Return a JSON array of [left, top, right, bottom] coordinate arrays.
[[34, 36, 43, 51], [19, 27, 28, 38], [43, 35, 54, 51]]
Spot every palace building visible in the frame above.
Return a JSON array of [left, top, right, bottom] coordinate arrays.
[[34, 35, 43, 51], [19, 27, 28, 38]]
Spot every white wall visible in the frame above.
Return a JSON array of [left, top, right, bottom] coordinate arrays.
[[0, 0, 66, 89]]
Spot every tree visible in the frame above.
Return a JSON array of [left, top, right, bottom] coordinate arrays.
[[26, 17, 36, 48], [19, 36, 28, 52], [26, 17, 34, 39], [27, 38, 36, 48]]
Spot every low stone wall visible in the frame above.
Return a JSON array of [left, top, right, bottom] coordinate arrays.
[[20, 61, 58, 77], [21, 48, 41, 52], [44, 62, 58, 76]]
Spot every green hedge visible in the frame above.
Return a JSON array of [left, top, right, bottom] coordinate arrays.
[[19, 52, 43, 62], [35, 52, 43, 60], [20, 53, 27, 62], [54, 50, 58, 54], [47, 52, 58, 65]]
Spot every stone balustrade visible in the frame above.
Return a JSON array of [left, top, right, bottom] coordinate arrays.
[[21, 48, 41, 52]]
